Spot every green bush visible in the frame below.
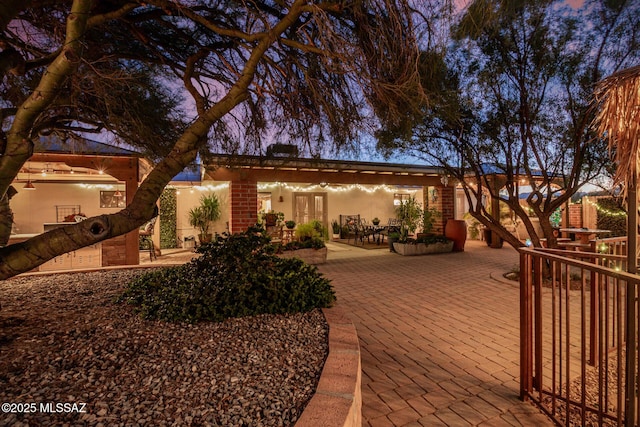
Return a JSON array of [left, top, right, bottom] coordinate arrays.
[[118, 226, 335, 323], [280, 237, 326, 251], [414, 234, 452, 245]]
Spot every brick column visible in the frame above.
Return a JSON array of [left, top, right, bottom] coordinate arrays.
[[439, 185, 455, 232], [427, 185, 455, 233], [230, 180, 258, 233]]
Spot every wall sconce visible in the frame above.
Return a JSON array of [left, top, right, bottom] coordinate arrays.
[[440, 175, 449, 187]]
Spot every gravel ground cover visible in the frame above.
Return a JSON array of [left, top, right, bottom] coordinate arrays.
[[0, 269, 329, 426]]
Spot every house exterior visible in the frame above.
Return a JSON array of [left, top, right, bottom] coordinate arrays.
[[9, 141, 459, 268], [172, 154, 457, 240]]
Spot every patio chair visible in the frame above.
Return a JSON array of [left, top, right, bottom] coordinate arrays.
[[358, 219, 376, 244], [379, 218, 402, 243], [265, 225, 284, 243], [345, 220, 361, 245], [139, 217, 157, 261]]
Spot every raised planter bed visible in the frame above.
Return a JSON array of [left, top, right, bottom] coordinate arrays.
[[392, 241, 454, 256], [278, 247, 328, 264]]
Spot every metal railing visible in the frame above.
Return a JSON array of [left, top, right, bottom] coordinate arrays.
[[520, 247, 639, 426]]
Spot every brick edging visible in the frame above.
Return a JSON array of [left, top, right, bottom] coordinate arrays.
[[295, 306, 362, 427]]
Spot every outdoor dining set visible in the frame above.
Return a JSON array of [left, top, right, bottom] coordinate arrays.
[[339, 214, 402, 246]]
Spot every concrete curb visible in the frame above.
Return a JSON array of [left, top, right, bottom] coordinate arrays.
[[296, 306, 362, 427]]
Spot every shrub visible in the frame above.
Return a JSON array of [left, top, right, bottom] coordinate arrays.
[[118, 226, 336, 323], [281, 237, 326, 251], [295, 222, 319, 241], [409, 235, 452, 245]]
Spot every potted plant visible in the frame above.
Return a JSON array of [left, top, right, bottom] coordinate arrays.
[[188, 193, 221, 244], [263, 210, 284, 227], [395, 195, 423, 240], [285, 220, 296, 229], [387, 231, 401, 252], [372, 217, 381, 226], [331, 219, 341, 239]]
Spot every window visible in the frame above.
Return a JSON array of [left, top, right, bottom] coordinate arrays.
[[393, 193, 410, 206], [258, 192, 272, 213]]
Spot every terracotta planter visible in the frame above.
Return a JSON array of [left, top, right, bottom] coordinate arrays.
[[444, 219, 467, 252], [198, 233, 213, 244], [264, 214, 278, 226]]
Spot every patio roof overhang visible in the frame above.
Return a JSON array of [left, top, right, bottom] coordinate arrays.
[[203, 154, 446, 187]]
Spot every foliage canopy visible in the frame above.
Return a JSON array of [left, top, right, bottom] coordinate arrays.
[[0, 0, 425, 279]]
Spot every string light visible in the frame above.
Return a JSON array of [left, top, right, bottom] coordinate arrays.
[[166, 183, 230, 193], [257, 182, 413, 194], [76, 183, 120, 190], [584, 198, 627, 217]]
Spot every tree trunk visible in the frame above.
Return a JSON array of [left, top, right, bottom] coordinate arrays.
[[0, 186, 17, 247]]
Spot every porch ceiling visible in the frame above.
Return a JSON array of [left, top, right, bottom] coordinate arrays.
[[204, 155, 445, 187]]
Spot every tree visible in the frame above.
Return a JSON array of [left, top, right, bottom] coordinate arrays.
[[0, 0, 426, 279], [380, 0, 639, 249]]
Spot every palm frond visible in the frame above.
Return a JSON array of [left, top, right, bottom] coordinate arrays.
[[593, 64, 640, 193]]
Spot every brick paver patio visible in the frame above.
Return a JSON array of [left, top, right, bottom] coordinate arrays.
[[317, 240, 553, 427]]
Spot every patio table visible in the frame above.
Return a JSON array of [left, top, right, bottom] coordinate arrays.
[[368, 225, 386, 244], [559, 227, 611, 244]]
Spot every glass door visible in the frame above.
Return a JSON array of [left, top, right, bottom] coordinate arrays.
[[293, 192, 327, 228]]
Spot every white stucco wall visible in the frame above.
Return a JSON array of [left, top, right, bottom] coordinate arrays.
[[10, 182, 123, 234], [173, 182, 230, 244], [254, 182, 423, 228], [9, 179, 425, 243]]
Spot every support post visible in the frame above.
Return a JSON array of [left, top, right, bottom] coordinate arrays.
[[625, 174, 637, 427]]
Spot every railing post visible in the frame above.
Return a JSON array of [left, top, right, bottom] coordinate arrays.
[[590, 269, 599, 365], [520, 249, 533, 400]]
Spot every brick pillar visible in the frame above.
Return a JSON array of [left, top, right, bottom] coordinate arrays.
[[430, 185, 455, 233], [230, 180, 258, 233], [568, 203, 583, 227]]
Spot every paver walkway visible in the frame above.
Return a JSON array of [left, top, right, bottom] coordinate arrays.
[[317, 240, 553, 427]]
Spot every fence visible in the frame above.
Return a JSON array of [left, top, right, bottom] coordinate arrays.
[[519, 246, 639, 426]]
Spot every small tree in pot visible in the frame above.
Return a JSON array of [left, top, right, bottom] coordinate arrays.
[[188, 194, 221, 244], [395, 195, 423, 240]]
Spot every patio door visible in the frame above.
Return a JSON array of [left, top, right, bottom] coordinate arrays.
[[293, 193, 327, 229]]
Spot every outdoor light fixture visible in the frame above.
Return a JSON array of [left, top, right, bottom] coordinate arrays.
[[430, 188, 438, 203], [440, 175, 449, 187], [23, 162, 36, 190]]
